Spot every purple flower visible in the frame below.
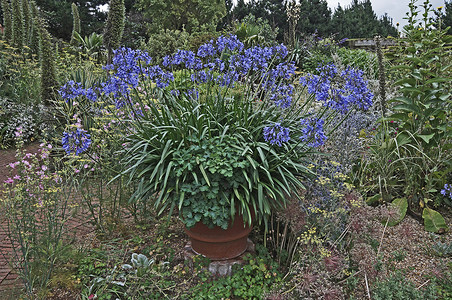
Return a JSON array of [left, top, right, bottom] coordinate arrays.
[[216, 35, 244, 53], [300, 117, 327, 148], [441, 184, 452, 200], [197, 41, 217, 58], [263, 123, 291, 146], [58, 80, 84, 101], [62, 128, 92, 155], [299, 63, 373, 113], [84, 88, 98, 101]]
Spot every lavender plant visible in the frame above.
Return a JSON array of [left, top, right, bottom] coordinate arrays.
[[58, 35, 373, 231]]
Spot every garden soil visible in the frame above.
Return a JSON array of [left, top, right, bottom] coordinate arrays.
[[0, 143, 96, 298], [0, 144, 451, 298]]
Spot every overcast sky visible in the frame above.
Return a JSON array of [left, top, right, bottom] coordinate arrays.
[[325, 0, 446, 28]]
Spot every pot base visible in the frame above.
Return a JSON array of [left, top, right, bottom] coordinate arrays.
[[184, 215, 253, 260], [183, 239, 255, 276]]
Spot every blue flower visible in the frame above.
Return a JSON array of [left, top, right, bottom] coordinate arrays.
[[216, 35, 244, 53], [197, 41, 217, 58], [191, 70, 212, 84], [263, 123, 291, 146], [441, 184, 452, 200], [84, 87, 98, 102], [58, 81, 84, 101], [300, 117, 327, 148], [164, 50, 203, 70], [271, 84, 294, 108], [300, 63, 373, 113], [62, 128, 92, 155]]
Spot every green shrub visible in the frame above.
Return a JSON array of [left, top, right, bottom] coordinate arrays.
[[372, 272, 437, 300], [143, 29, 190, 63], [190, 245, 283, 299], [336, 47, 378, 78]]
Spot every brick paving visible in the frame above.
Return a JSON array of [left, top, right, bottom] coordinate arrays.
[[0, 144, 97, 296]]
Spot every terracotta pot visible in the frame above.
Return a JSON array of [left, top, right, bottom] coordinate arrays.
[[184, 213, 253, 260]]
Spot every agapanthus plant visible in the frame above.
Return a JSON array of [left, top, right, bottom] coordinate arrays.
[[58, 35, 373, 229]]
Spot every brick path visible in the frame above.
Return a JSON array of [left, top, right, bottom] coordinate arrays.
[[0, 144, 97, 296], [0, 200, 97, 295]]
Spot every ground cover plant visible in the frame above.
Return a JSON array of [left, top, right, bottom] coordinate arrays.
[[0, 0, 451, 299]]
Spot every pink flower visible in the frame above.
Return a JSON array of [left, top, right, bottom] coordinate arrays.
[[13, 175, 21, 180], [4, 178, 14, 184], [8, 162, 18, 169], [15, 126, 23, 137], [41, 165, 48, 171], [84, 164, 89, 169], [74, 168, 80, 173], [47, 144, 52, 149], [88, 294, 95, 300]]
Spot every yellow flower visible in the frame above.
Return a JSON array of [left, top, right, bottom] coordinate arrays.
[[438, 6, 443, 10]]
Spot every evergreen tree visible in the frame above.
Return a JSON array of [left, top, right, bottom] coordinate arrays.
[[378, 13, 398, 37], [231, 0, 288, 41], [217, 0, 233, 29], [1, 0, 13, 41], [70, 2, 80, 46], [103, 0, 124, 64], [11, 0, 23, 48], [34, 0, 108, 41], [136, 0, 226, 34], [439, 1, 452, 34], [331, 4, 348, 38], [331, 0, 397, 39], [230, 0, 249, 21], [297, 0, 331, 36]]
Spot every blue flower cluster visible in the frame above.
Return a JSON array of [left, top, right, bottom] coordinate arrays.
[[263, 123, 291, 146], [57, 36, 306, 155], [58, 81, 98, 102], [58, 81, 84, 100], [299, 63, 373, 113], [161, 35, 295, 102], [441, 184, 452, 200], [300, 117, 327, 148], [62, 128, 92, 155], [103, 48, 173, 104]]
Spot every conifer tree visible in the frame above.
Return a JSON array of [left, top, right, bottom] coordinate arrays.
[[297, 0, 331, 36], [11, 0, 23, 48], [103, 0, 125, 64], [70, 2, 80, 46], [1, 0, 13, 41]]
